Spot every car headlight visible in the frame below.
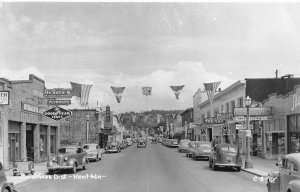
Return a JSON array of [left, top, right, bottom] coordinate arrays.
[[52, 157, 57, 162], [64, 157, 68, 161]]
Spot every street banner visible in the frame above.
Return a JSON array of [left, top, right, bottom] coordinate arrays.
[[111, 86, 125, 103], [170, 85, 185, 100], [142, 87, 152, 96], [204, 81, 221, 105], [42, 107, 72, 121], [0, 91, 9, 105], [70, 82, 92, 108]]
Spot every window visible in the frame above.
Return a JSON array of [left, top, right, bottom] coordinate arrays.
[[237, 97, 243, 107], [231, 100, 235, 114], [221, 105, 224, 113], [40, 134, 47, 157], [207, 111, 211, 118], [77, 148, 83, 153], [214, 108, 218, 117], [226, 103, 230, 113]]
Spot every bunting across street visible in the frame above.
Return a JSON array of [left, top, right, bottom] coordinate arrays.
[[142, 87, 152, 96], [203, 81, 221, 105], [111, 86, 126, 103], [70, 82, 92, 108], [170, 85, 185, 100]]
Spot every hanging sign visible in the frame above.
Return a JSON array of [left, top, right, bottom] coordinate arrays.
[[0, 91, 9, 105], [44, 89, 72, 98], [234, 107, 272, 116], [42, 107, 72, 121], [47, 99, 71, 105], [203, 117, 225, 124]]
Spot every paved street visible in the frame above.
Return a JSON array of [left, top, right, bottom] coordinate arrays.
[[15, 143, 266, 192]]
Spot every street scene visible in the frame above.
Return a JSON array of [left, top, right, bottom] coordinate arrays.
[[1, 1, 300, 192]]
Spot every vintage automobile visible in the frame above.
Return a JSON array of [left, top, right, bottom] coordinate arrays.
[[82, 143, 102, 162], [186, 141, 199, 157], [267, 153, 300, 192], [137, 140, 147, 148], [209, 144, 242, 171], [178, 139, 191, 153], [0, 161, 16, 192], [47, 145, 88, 174], [168, 139, 179, 148], [191, 142, 212, 160], [105, 142, 121, 153]]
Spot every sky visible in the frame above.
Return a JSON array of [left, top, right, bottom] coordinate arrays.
[[1, 2, 300, 113]]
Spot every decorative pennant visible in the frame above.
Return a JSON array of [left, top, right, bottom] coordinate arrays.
[[142, 87, 152, 96], [70, 82, 92, 108], [203, 81, 221, 105], [111, 87, 125, 103], [170, 85, 185, 100]]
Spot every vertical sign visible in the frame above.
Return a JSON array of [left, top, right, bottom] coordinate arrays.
[[105, 105, 110, 129]]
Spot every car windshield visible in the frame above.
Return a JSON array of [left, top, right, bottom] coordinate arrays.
[[58, 147, 76, 154], [83, 145, 96, 150], [197, 143, 211, 148], [221, 146, 237, 153]]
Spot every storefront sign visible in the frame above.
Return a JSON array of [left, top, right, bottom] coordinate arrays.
[[234, 107, 272, 116], [233, 116, 270, 121], [22, 102, 46, 114], [235, 124, 253, 130], [217, 113, 233, 120], [203, 117, 225, 124], [0, 91, 9, 105], [291, 94, 300, 111], [42, 107, 72, 121], [47, 99, 71, 105], [44, 89, 72, 98]]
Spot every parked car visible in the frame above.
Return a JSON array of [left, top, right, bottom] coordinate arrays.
[[0, 161, 16, 192], [209, 144, 242, 171], [105, 142, 121, 153], [267, 153, 300, 192], [186, 141, 199, 157], [191, 142, 212, 160], [120, 140, 127, 149], [178, 139, 191, 153], [82, 143, 102, 162], [168, 139, 179, 148], [47, 145, 88, 174], [126, 138, 133, 146], [137, 140, 147, 148]]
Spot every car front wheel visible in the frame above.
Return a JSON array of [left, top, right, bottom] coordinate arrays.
[[71, 165, 76, 174]]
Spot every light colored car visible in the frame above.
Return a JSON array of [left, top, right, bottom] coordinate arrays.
[[178, 139, 191, 153], [137, 140, 147, 148], [169, 139, 179, 148], [106, 142, 121, 153], [186, 141, 199, 157], [1, 161, 16, 192], [191, 142, 212, 160], [209, 144, 242, 171], [47, 145, 88, 174], [267, 153, 300, 192], [82, 143, 102, 162]]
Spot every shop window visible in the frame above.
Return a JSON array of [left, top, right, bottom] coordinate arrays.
[[226, 103, 230, 113], [50, 135, 56, 154], [8, 133, 21, 162], [40, 134, 47, 157], [288, 115, 297, 132]]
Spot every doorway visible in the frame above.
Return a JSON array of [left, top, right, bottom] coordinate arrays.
[[26, 124, 34, 161], [208, 128, 212, 142]]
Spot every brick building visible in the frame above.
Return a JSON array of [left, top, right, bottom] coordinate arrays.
[[0, 74, 60, 169]]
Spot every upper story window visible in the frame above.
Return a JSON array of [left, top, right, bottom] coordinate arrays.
[[226, 103, 230, 113], [213, 108, 219, 117], [237, 97, 243, 107], [231, 100, 235, 114], [221, 105, 224, 113], [207, 111, 211, 118]]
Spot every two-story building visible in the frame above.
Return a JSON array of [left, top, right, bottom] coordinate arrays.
[[180, 108, 194, 140], [0, 74, 60, 169]]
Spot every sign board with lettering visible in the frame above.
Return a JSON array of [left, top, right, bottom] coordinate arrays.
[[234, 107, 272, 116], [42, 107, 72, 121], [44, 89, 72, 98], [22, 102, 46, 114], [217, 113, 233, 121], [235, 124, 253, 130], [203, 117, 225, 124], [47, 99, 71, 105], [233, 116, 271, 122], [0, 91, 9, 105]]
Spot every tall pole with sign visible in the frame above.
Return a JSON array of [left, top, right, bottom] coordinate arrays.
[[245, 96, 253, 169]]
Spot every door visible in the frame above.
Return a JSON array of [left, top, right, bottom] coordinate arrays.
[[208, 128, 212, 142], [26, 128, 34, 161], [9, 135, 16, 162]]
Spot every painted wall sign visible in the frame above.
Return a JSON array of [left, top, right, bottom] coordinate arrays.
[[43, 89, 72, 98], [233, 116, 270, 121], [203, 117, 225, 124], [291, 94, 300, 111], [234, 107, 272, 116], [0, 91, 9, 105], [22, 102, 46, 114]]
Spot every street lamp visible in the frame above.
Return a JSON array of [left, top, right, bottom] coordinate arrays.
[[86, 114, 91, 144], [244, 96, 253, 169]]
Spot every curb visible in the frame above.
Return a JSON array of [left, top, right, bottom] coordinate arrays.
[[241, 168, 268, 177]]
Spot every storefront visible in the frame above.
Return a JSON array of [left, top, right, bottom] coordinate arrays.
[[287, 114, 300, 154]]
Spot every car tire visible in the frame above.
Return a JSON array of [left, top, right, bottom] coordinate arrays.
[[212, 164, 217, 171], [48, 170, 54, 175], [3, 187, 10, 192], [82, 165, 86, 170], [236, 167, 241, 172]]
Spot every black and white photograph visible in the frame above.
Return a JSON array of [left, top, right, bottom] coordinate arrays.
[[1, 1, 300, 192]]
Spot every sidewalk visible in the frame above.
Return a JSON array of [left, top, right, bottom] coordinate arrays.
[[5, 161, 48, 185], [240, 155, 278, 177]]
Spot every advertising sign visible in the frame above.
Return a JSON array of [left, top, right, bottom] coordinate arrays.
[[0, 91, 9, 105], [42, 107, 72, 121], [233, 116, 270, 122], [234, 107, 272, 116], [203, 117, 225, 124], [44, 89, 72, 98], [235, 124, 253, 130], [22, 102, 46, 114], [47, 99, 71, 105]]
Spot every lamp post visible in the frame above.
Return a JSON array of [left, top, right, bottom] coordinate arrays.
[[86, 114, 91, 144], [244, 96, 253, 168]]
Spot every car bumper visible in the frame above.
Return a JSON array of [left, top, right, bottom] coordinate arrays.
[[47, 165, 74, 170], [87, 155, 97, 160], [195, 154, 210, 159], [214, 163, 241, 168], [106, 149, 118, 152]]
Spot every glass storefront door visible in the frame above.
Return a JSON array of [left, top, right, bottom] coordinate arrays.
[[8, 133, 21, 162]]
